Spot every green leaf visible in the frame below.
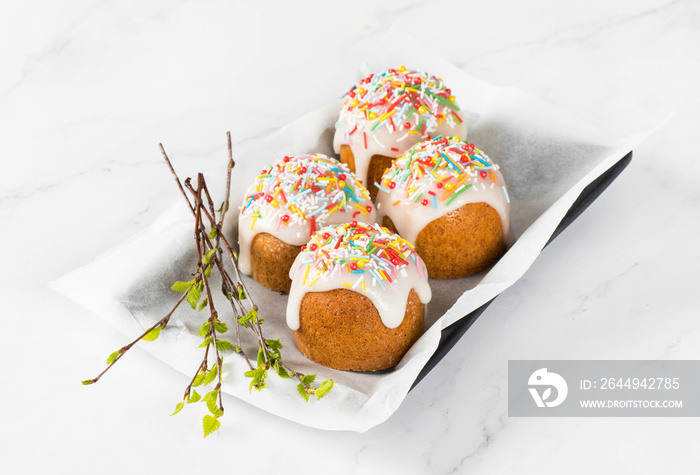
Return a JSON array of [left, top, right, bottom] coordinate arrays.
[[204, 363, 218, 386], [198, 298, 208, 312], [106, 350, 121, 365], [214, 321, 228, 334], [203, 389, 219, 404], [187, 284, 202, 309], [81, 379, 94, 385], [171, 401, 185, 416], [142, 325, 162, 342], [193, 371, 206, 387], [208, 227, 218, 239], [203, 248, 217, 265], [296, 383, 310, 402], [206, 395, 223, 417], [237, 287, 246, 300], [187, 390, 201, 403], [273, 360, 291, 379], [265, 339, 283, 351], [244, 368, 268, 392], [256, 347, 266, 367], [301, 374, 317, 387], [202, 415, 221, 438], [171, 280, 193, 292], [204, 262, 214, 278], [216, 339, 235, 352], [197, 322, 211, 337], [198, 336, 212, 348], [315, 379, 334, 399], [236, 309, 256, 328]]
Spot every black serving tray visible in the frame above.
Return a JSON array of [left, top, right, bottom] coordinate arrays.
[[411, 151, 633, 389]]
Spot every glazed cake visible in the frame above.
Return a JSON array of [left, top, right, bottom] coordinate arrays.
[[237, 153, 376, 292], [287, 222, 431, 371], [333, 66, 468, 200], [376, 136, 511, 279]]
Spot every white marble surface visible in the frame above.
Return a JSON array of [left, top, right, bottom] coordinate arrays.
[[2, 0, 699, 473]]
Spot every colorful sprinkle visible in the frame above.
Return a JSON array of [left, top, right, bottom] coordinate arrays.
[[335, 68, 460, 138], [297, 222, 420, 292], [377, 136, 506, 211], [239, 154, 372, 236]]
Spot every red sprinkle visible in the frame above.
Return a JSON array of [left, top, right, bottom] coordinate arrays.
[[480, 171, 488, 178], [390, 147, 399, 152], [421, 198, 429, 206], [388, 182, 396, 189]]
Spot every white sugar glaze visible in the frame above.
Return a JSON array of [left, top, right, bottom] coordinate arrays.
[[332, 67, 468, 186], [237, 154, 376, 275], [285, 222, 431, 330], [375, 139, 511, 246]]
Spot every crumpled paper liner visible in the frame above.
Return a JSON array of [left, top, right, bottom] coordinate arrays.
[[52, 31, 658, 432]]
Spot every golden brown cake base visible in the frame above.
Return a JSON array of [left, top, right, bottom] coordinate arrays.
[[340, 144, 394, 202], [250, 232, 301, 293], [384, 202, 505, 279], [294, 288, 424, 371]]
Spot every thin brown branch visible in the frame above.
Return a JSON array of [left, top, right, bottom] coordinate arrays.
[[85, 290, 188, 385]]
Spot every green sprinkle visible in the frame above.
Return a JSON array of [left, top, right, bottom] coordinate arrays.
[[446, 184, 472, 206]]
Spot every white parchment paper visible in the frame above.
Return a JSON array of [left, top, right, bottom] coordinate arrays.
[[52, 32, 659, 432]]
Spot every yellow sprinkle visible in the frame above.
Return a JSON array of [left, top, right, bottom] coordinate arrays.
[[342, 282, 353, 288], [250, 217, 257, 230], [354, 202, 367, 214], [361, 279, 366, 292], [368, 111, 377, 120], [398, 65, 406, 72], [309, 277, 319, 287], [449, 95, 455, 102], [303, 264, 310, 285], [377, 109, 396, 122], [452, 136, 461, 142]]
